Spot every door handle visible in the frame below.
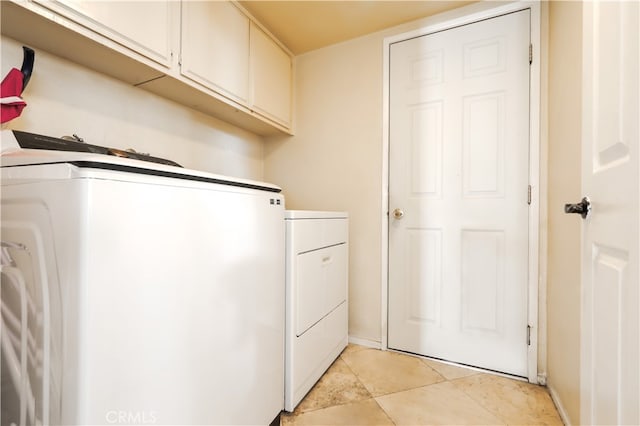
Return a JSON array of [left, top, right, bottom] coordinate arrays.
[[393, 208, 404, 219], [564, 196, 591, 219]]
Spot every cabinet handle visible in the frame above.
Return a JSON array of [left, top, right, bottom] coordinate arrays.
[[322, 256, 332, 265]]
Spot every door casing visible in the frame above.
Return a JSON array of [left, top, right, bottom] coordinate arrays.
[[381, 1, 543, 384]]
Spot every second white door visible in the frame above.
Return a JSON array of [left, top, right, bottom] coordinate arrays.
[[580, 1, 639, 423], [388, 10, 531, 377]]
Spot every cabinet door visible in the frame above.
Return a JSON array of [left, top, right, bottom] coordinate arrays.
[[34, 0, 176, 67], [181, 1, 250, 105], [250, 23, 292, 127]]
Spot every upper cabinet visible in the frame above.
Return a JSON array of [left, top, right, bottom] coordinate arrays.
[[1, 1, 293, 135], [181, 1, 250, 105], [250, 23, 293, 128], [180, 2, 292, 130], [33, 0, 178, 69]]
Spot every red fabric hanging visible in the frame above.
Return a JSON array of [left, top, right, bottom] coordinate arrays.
[[1, 68, 27, 124]]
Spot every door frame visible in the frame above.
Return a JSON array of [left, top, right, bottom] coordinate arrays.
[[381, 1, 543, 383]]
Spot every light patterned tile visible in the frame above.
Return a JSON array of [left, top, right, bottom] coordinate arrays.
[[294, 358, 371, 413], [452, 373, 563, 425], [281, 398, 394, 426], [341, 348, 445, 396], [376, 381, 505, 425], [421, 358, 480, 380], [339, 343, 369, 357]]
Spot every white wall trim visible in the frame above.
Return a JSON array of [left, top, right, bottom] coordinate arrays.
[[380, 0, 543, 383], [527, 0, 543, 386], [348, 335, 383, 350], [548, 383, 573, 426], [381, 28, 390, 352], [536, 0, 550, 385]]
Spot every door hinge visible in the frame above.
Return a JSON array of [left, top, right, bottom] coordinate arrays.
[[529, 44, 533, 65], [527, 185, 532, 205], [527, 325, 531, 346]]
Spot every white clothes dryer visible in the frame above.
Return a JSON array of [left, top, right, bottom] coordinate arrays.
[[284, 210, 349, 411]]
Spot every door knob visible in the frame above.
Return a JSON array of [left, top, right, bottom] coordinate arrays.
[[393, 208, 404, 219], [564, 196, 591, 219]]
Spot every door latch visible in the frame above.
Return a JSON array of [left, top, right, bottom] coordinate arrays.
[[564, 196, 591, 219]]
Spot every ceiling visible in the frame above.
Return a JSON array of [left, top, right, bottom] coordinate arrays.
[[239, 1, 476, 55]]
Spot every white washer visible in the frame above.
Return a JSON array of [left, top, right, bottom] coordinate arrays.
[[284, 210, 348, 411], [1, 130, 285, 425]]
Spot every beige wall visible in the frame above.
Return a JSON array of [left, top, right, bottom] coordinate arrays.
[[1, 36, 264, 180], [264, 33, 384, 342], [546, 1, 583, 424]]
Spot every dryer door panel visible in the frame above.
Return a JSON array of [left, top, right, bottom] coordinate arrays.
[[325, 244, 348, 313], [295, 243, 347, 337]]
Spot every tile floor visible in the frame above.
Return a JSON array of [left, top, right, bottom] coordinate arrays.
[[281, 344, 563, 425]]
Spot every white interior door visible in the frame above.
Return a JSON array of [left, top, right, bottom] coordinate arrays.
[[580, 2, 639, 424], [388, 10, 531, 377]]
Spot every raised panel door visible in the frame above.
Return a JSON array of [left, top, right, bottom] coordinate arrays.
[[388, 10, 531, 376], [581, 2, 639, 424]]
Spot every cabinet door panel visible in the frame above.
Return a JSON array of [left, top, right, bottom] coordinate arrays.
[[35, 0, 175, 67], [250, 23, 292, 127], [181, 1, 250, 104]]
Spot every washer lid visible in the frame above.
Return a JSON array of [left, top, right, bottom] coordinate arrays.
[[1, 130, 282, 193]]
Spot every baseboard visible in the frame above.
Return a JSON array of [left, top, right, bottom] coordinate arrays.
[[537, 373, 548, 386], [547, 383, 571, 426], [347, 335, 382, 349]]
